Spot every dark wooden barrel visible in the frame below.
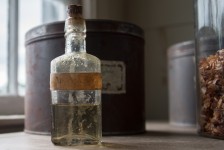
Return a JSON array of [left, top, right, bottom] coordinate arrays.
[[25, 19, 145, 135]]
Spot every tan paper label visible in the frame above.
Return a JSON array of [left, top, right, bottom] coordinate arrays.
[[50, 73, 102, 90], [101, 60, 126, 94]]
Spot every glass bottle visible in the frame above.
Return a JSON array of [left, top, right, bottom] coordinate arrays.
[[50, 5, 102, 145], [195, 0, 224, 139]]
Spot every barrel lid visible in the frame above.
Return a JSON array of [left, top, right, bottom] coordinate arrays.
[[167, 40, 195, 58], [25, 19, 144, 45]]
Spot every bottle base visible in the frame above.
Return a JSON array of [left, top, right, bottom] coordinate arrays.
[[52, 135, 101, 146]]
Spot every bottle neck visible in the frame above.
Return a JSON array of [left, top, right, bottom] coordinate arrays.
[[65, 33, 86, 53], [64, 12, 86, 54]]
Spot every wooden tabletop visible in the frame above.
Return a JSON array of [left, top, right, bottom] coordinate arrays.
[[0, 122, 223, 150]]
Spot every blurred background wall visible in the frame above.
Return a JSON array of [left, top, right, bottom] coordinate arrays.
[[91, 0, 194, 120]]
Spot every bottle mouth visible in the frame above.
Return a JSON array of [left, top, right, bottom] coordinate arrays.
[[64, 31, 86, 38], [64, 5, 86, 37], [64, 18, 86, 37]]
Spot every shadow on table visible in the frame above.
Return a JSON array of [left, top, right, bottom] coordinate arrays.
[[140, 130, 197, 137], [100, 142, 137, 149]]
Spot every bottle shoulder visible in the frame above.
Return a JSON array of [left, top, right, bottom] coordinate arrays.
[[51, 52, 101, 73], [52, 52, 100, 63]]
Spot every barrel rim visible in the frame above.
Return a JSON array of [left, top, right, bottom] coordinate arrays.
[[168, 37, 224, 59], [167, 40, 195, 58], [25, 19, 144, 45]]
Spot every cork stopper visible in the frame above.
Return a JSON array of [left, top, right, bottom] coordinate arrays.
[[67, 5, 82, 17], [64, 4, 86, 37]]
